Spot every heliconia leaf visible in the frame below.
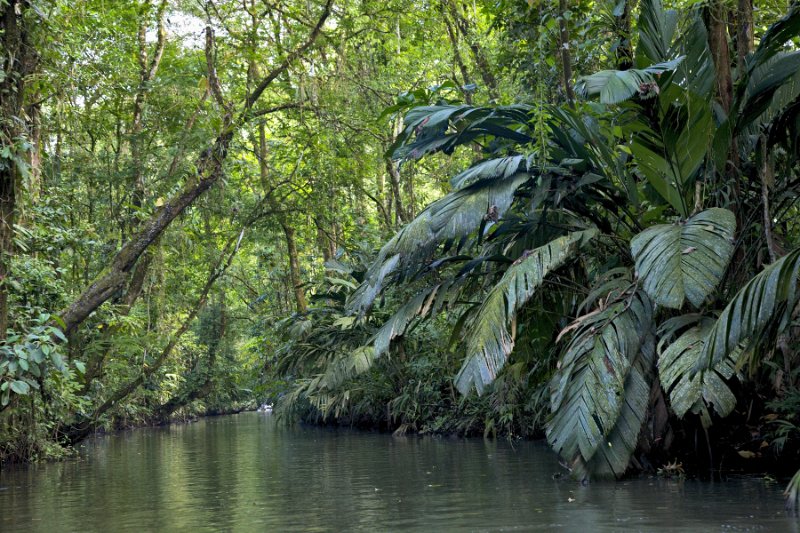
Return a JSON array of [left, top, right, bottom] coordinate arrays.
[[631, 208, 736, 309], [700, 247, 800, 371], [454, 230, 597, 395], [546, 290, 654, 480], [658, 320, 739, 420]]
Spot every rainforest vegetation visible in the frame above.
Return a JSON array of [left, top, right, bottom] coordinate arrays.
[[3, 0, 800, 511]]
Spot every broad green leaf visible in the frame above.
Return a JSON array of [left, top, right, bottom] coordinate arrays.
[[658, 321, 739, 420], [575, 58, 683, 104], [10, 380, 30, 395], [631, 208, 735, 309]]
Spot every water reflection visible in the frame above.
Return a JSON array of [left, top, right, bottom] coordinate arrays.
[[0, 413, 796, 531]]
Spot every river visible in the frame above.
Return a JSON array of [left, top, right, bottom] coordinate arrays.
[[0, 412, 796, 531]]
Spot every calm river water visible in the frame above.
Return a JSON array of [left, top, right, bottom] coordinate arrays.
[[0, 412, 797, 531]]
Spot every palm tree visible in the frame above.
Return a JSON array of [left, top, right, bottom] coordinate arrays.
[[288, 0, 800, 500]]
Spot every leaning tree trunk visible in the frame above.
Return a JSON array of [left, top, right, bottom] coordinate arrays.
[[281, 222, 307, 313]]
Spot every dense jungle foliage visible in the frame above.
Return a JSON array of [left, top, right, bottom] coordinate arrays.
[[3, 0, 800, 511]]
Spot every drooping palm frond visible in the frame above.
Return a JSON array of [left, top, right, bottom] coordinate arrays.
[[575, 58, 683, 105], [450, 155, 527, 189], [717, 7, 800, 152], [736, 52, 800, 136], [658, 318, 740, 425], [547, 289, 654, 480], [391, 105, 534, 161], [455, 230, 598, 395], [372, 281, 454, 357], [700, 247, 800, 370], [584, 333, 653, 479], [636, 0, 678, 64], [631, 208, 736, 309], [348, 171, 530, 315], [746, 5, 800, 76], [318, 346, 376, 391]]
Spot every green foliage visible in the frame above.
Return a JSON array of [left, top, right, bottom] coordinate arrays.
[[575, 58, 683, 104], [0, 315, 74, 408], [701, 248, 800, 370], [657, 318, 739, 424]]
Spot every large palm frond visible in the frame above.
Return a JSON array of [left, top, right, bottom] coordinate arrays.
[[455, 230, 598, 395], [631, 208, 736, 309], [547, 289, 654, 480], [700, 247, 800, 370], [575, 58, 683, 105], [658, 318, 740, 425], [348, 171, 530, 315], [392, 105, 533, 161]]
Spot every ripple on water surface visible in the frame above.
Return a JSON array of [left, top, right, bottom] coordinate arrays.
[[0, 413, 797, 532]]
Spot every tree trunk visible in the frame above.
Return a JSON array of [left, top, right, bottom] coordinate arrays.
[[62, 226, 244, 443], [281, 222, 307, 313], [129, 0, 167, 224], [614, 0, 634, 70], [386, 157, 407, 224], [736, 0, 753, 73], [58, 127, 234, 336], [443, 0, 498, 100], [707, 2, 733, 114], [0, 0, 37, 340], [557, 0, 576, 106]]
